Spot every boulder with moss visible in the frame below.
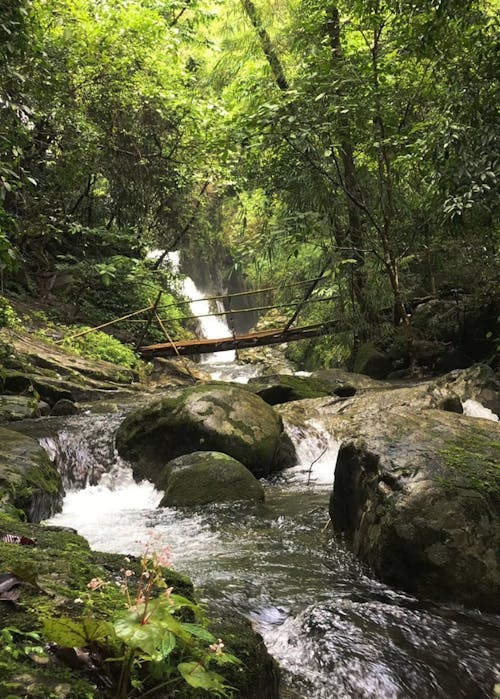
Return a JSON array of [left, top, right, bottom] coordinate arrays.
[[330, 409, 500, 612], [158, 451, 265, 507], [0, 395, 50, 422], [0, 427, 63, 521], [116, 383, 295, 481], [247, 374, 330, 405]]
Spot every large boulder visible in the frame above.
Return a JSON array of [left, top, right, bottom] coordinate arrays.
[[116, 383, 294, 481], [0, 427, 63, 521], [247, 374, 329, 405], [158, 451, 265, 507], [330, 409, 500, 612]]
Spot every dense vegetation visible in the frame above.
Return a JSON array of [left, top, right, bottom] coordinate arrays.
[[1, 0, 498, 369]]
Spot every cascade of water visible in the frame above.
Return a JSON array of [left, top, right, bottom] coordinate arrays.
[[39, 249, 500, 698], [149, 249, 236, 364], [282, 419, 341, 486], [39, 413, 126, 488]]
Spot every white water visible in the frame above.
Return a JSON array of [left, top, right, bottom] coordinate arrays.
[[283, 419, 341, 485], [462, 398, 499, 422], [151, 249, 236, 364]]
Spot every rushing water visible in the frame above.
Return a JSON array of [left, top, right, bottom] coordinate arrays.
[[42, 401, 500, 699], [40, 263, 500, 697]]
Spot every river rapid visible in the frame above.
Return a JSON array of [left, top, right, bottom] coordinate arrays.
[[36, 374, 500, 699], [37, 264, 500, 698]]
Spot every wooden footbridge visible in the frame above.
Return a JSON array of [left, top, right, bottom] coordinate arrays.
[[57, 271, 338, 358], [140, 319, 337, 358]]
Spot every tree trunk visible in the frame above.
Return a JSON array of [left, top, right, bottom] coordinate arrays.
[[240, 0, 289, 91], [326, 7, 371, 324]]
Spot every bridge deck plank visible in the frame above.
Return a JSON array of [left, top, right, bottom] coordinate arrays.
[[139, 321, 337, 358]]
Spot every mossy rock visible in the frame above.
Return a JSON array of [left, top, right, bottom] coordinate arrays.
[[0, 516, 195, 698], [116, 383, 294, 481], [0, 427, 63, 522], [158, 451, 265, 507], [209, 615, 280, 699], [0, 395, 50, 422], [330, 409, 500, 611], [351, 342, 392, 379], [247, 374, 329, 405], [0, 515, 279, 698], [0, 370, 74, 405]]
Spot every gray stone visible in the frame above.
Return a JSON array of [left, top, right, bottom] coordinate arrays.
[[50, 398, 80, 416], [159, 451, 265, 506], [330, 408, 500, 612], [0, 427, 63, 521], [116, 383, 295, 481]]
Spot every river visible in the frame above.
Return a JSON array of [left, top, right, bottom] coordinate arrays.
[[38, 265, 500, 698]]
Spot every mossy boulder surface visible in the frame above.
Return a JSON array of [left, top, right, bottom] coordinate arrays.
[[0, 427, 62, 522], [116, 383, 293, 480], [330, 409, 500, 612], [159, 451, 265, 507], [247, 374, 329, 405], [0, 394, 50, 421]]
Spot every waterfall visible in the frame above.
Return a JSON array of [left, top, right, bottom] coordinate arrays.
[[150, 250, 236, 364]]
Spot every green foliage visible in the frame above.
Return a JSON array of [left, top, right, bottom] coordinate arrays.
[[61, 327, 139, 369], [42, 536, 240, 698], [0, 297, 18, 328]]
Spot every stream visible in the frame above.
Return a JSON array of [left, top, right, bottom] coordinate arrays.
[[33, 264, 500, 698], [40, 389, 500, 699]]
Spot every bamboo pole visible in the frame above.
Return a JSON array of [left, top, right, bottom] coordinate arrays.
[[153, 309, 197, 382], [55, 303, 154, 344], [283, 260, 332, 332], [134, 291, 163, 351]]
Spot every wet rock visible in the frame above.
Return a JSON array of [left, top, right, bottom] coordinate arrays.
[[150, 356, 211, 385], [247, 374, 329, 405], [434, 363, 500, 417], [330, 409, 500, 612], [50, 398, 79, 416], [158, 451, 265, 506], [0, 427, 63, 521], [310, 368, 384, 394], [0, 395, 50, 422], [209, 614, 280, 699], [350, 342, 393, 379], [116, 383, 295, 480]]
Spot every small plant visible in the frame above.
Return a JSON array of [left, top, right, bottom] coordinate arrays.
[[61, 327, 139, 369], [0, 626, 48, 663], [0, 296, 18, 328], [43, 533, 239, 698]]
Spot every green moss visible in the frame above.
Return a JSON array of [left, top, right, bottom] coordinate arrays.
[[438, 434, 500, 501], [0, 428, 62, 521]]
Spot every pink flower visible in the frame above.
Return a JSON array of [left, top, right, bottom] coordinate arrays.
[[87, 577, 105, 591], [209, 639, 225, 656], [158, 546, 172, 568], [124, 569, 133, 577]]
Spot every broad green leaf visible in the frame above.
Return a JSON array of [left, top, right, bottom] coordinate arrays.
[[178, 661, 227, 692], [114, 615, 165, 655], [180, 623, 216, 642], [43, 616, 111, 647]]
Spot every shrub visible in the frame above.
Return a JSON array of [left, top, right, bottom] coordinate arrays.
[[0, 297, 18, 328], [61, 327, 139, 368]]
